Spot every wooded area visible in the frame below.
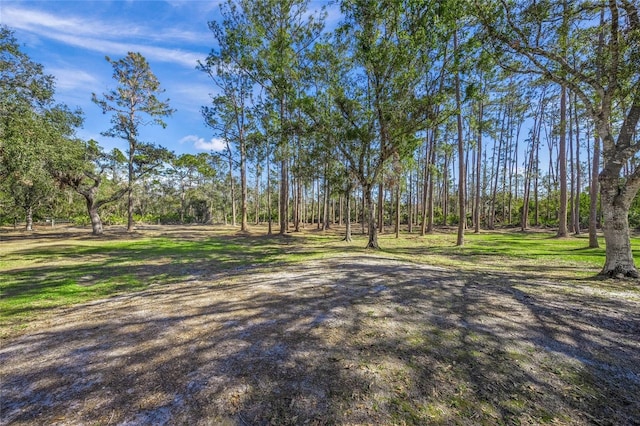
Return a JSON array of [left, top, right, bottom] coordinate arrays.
[[1, 0, 639, 277]]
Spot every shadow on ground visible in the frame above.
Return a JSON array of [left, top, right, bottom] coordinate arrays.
[[1, 255, 639, 425]]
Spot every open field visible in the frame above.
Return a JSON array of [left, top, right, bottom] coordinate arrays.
[[1, 225, 639, 425]]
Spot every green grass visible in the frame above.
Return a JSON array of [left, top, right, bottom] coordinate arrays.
[[1, 225, 639, 335], [0, 233, 282, 331], [377, 230, 613, 275]]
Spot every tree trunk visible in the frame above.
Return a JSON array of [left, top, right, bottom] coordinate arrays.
[[573, 93, 581, 235], [455, 28, 465, 246], [589, 134, 600, 248], [240, 139, 248, 231], [228, 153, 237, 227], [180, 192, 186, 224], [489, 105, 504, 229], [25, 205, 33, 231], [427, 130, 436, 233], [407, 170, 413, 233], [377, 181, 384, 233], [267, 143, 272, 235], [557, 85, 569, 237], [317, 179, 322, 230], [127, 135, 136, 233], [443, 151, 449, 226], [395, 183, 401, 238], [361, 189, 366, 235], [310, 178, 315, 227], [322, 168, 329, 231], [364, 184, 379, 249], [127, 186, 134, 232], [88, 205, 104, 235], [599, 176, 638, 277], [296, 177, 303, 231], [255, 163, 261, 225], [343, 184, 353, 242], [279, 159, 288, 234], [420, 132, 432, 236], [534, 134, 540, 226], [474, 100, 483, 233]]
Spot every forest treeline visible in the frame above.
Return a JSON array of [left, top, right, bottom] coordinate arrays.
[[1, 0, 639, 276]]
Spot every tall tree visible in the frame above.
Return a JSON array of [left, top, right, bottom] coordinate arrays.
[[92, 52, 174, 233], [209, 0, 325, 235], [454, 27, 466, 246], [326, 0, 438, 249], [477, 0, 640, 277], [556, 0, 570, 238], [200, 37, 255, 232]]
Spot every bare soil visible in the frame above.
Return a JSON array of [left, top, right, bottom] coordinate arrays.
[[1, 253, 639, 425]]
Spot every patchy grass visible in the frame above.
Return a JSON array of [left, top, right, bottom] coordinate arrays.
[[0, 226, 295, 332], [1, 225, 639, 334]]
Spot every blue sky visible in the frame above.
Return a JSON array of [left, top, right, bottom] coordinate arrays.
[[1, 0, 335, 156]]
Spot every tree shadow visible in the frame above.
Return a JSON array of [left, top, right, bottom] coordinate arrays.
[[1, 255, 638, 424]]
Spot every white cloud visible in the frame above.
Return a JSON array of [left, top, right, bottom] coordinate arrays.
[[49, 67, 98, 91], [4, 7, 118, 39], [164, 0, 223, 15], [180, 135, 226, 152], [3, 6, 206, 68]]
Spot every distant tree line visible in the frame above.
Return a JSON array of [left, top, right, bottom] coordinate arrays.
[[1, 0, 638, 277]]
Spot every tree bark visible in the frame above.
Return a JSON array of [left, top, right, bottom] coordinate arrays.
[[127, 144, 134, 232], [364, 184, 379, 249], [455, 28, 465, 246], [427, 130, 436, 233], [88, 205, 103, 235], [278, 96, 289, 235], [377, 181, 384, 233], [240, 137, 248, 231], [395, 183, 401, 239], [317, 179, 322, 230], [420, 133, 432, 236], [343, 184, 353, 242], [573, 93, 582, 235], [25, 205, 33, 231], [266, 142, 272, 235], [322, 166, 330, 231], [599, 175, 638, 277], [255, 163, 261, 225], [407, 170, 413, 233], [589, 134, 600, 248], [557, 85, 569, 237], [474, 100, 483, 233], [228, 152, 237, 227]]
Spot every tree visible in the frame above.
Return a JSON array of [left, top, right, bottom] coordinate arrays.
[[477, 0, 640, 277], [166, 153, 213, 224], [556, 0, 570, 238], [199, 55, 253, 231], [92, 52, 175, 233], [207, 0, 325, 235], [51, 139, 127, 235], [326, 0, 439, 249], [1, 27, 82, 230], [454, 27, 466, 246]]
